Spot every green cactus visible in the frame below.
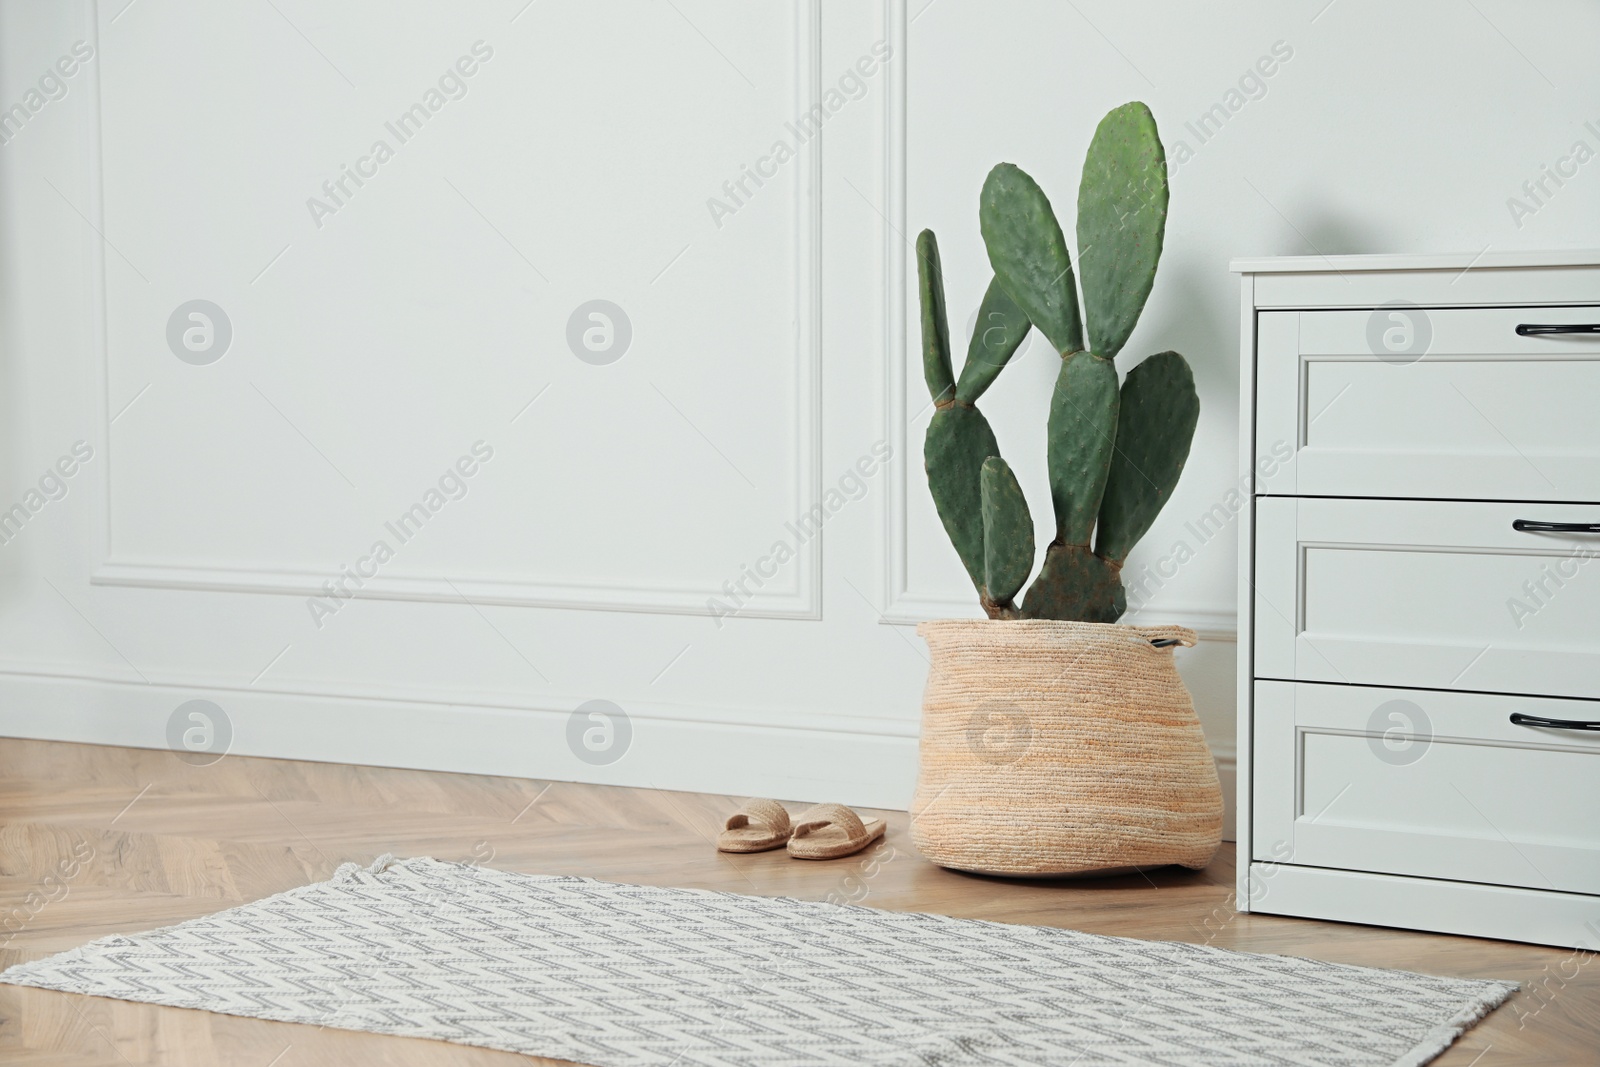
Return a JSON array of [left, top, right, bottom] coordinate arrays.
[[917, 230, 955, 405], [1077, 102, 1169, 360], [979, 456, 1033, 614], [1046, 350, 1119, 546], [924, 403, 1000, 595], [979, 164, 1081, 355], [1095, 351, 1200, 564], [918, 101, 1199, 623], [955, 277, 1030, 404], [1020, 543, 1126, 624]]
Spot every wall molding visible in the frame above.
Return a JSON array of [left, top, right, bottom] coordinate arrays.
[[91, 559, 818, 620], [881, 0, 913, 620], [88, 0, 825, 622]]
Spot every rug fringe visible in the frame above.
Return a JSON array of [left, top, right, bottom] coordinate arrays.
[[332, 853, 401, 883], [1390, 981, 1520, 1067]]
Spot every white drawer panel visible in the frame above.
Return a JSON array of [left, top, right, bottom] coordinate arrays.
[[1254, 497, 1600, 699], [1253, 680, 1600, 894], [1255, 307, 1600, 501]]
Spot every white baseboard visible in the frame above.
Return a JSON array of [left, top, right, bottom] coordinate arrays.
[[1249, 863, 1600, 949], [0, 666, 1235, 841], [0, 666, 920, 811]]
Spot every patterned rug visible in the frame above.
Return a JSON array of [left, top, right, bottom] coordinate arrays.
[[0, 855, 1514, 1066]]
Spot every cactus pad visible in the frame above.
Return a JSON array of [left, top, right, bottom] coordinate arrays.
[[917, 229, 955, 403], [925, 404, 1001, 593], [1076, 102, 1168, 360], [1046, 350, 1119, 545], [1095, 351, 1199, 563], [980, 456, 1034, 611], [979, 164, 1082, 355], [955, 277, 1031, 404]]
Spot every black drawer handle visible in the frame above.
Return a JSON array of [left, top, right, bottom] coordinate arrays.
[[1513, 519, 1600, 534], [1516, 323, 1600, 336], [1510, 712, 1600, 732]]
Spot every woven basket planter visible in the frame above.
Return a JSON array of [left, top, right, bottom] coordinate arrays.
[[911, 619, 1222, 877]]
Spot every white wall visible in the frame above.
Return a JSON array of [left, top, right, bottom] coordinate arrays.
[[2, 0, 1598, 834]]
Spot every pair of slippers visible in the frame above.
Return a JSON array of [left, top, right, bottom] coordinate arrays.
[[717, 799, 886, 860]]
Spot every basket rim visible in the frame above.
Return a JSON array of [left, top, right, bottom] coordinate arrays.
[[915, 618, 1198, 648]]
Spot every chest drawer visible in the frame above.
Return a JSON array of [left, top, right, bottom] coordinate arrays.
[[1254, 306, 1600, 501], [1253, 680, 1600, 894], [1254, 496, 1600, 699]]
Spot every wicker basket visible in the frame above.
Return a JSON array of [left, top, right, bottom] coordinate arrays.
[[911, 619, 1222, 876]]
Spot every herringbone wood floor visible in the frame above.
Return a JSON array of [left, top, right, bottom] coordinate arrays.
[[0, 738, 1593, 1066]]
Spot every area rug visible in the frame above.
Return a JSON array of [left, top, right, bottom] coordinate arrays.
[[0, 855, 1514, 1066]]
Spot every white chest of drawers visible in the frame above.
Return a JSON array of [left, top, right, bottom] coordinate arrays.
[[1234, 251, 1600, 949]]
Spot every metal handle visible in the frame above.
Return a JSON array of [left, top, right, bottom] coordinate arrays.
[[1513, 519, 1600, 534], [1510, 712, 1600, 732], [1516, 323, 1600, 336]]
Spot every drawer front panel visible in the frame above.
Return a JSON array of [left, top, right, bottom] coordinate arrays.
[[1255, 307, 1600, 501], [1253, 680, 1600, 893], [1254, 497, 1600, 699]]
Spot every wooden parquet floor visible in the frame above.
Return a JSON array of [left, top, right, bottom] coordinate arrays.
[[0, 738, 1594, 1065]]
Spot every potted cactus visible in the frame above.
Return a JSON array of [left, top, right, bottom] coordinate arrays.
[[911, 102, 1223, 877]]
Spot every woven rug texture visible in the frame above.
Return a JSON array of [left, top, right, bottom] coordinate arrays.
[[0, 855, 1516, 1066]]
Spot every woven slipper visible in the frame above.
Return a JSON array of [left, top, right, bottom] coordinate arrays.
[[786, 803, 886, 860], [716, 799, 793, 853]]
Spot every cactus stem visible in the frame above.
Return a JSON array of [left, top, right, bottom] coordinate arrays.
[[1047, 539, 1123, 562], [979, 594, 1020, 620]]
